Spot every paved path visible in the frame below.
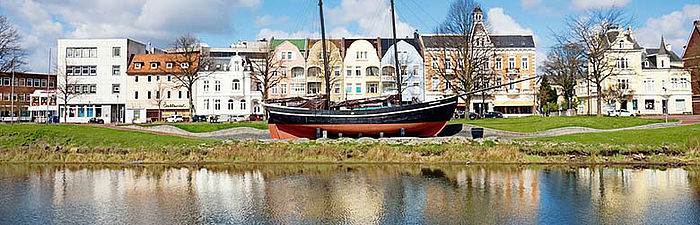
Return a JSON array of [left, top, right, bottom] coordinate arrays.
[[115, 124, 271, 140], [641, 115, 700, 125], [456, 122, 687, 139]]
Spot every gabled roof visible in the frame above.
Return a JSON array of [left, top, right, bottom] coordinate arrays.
[[489, 35, 535, 48], [272, 39, 306, 52], [682, 20, 700, 59], [604, 30, 643, 49], [645, 48, 683, 62], [379, 38, 422, 56], [127, 53, 199, 75], [421, 35, 464, 49]]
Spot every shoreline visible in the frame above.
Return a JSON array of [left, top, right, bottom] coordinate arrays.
[[1, 161, 696, 167]]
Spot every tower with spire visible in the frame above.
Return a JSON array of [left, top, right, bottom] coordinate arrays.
[[656, 36, 670, 68]]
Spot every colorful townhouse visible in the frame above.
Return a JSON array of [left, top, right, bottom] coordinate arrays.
[[307, 39, 344, 101], [270, 39, 307, 99], [341, 38, 382, 101], [379, 37, 425, 102]]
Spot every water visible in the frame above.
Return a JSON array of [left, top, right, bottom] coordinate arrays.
[[0, 164, 698, 225]]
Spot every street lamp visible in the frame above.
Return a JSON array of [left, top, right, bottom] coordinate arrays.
[[661, 87, 670, 123]]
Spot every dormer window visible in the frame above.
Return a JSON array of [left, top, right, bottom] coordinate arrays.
[[619, 40, 624, 48], [644, 61, 649, 67], [134, 63, 142, 69], [166, 62, 173, 68], [181, 63, 189, 69], [150, 62, 158, 69]]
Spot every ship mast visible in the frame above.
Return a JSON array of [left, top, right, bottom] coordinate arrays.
[[319, 0, 331, 109], [390, 0, 402, 105]]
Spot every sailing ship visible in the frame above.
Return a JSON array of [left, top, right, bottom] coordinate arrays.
[[264, 0, 536, 139]]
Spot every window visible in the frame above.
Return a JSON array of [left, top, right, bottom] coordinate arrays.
[[334, 66, 341, 76], [508, 56, 516, 69], [645, 99, 654, 110], [214, 80, 221, 91], [35, 79, 41, 87], [346, 83, 352, 93], [214, 99, 221, 110], [356, 51, 367, 59], [308, 67, 320, 77], [334, 84, 340, 94], [112, 47, 121, 57], [2, 77, 8, 86], [292, 67, 304, 78], [431, 76, 440, 90], [632, 99, 638, 110], [147, 91, 152, 99], [661, 60, 665, 68], [495, 57, 503, 70], [619, 40, 624, 49], [366, 67, 379, 76], [271, 84, 278, 94], [112, 65, 120, 75], [203, 80, 209, 92], [291, 83, 305, 94], [616, 57, 629, 69], [41, 79, 47, 87], [644, 61, 649, 67], [147, 76, 152, 82], [204, 99, 210, 110], [355, 66, 362, 76], [287, 52, 292, 60], [165, 62, 172, 69], [135, 76, 139, 82], [134, 91, 139, 100], [181, 63, 189, 69], [240, 99, 246, 110], [150, 62, 158, 69], [680, 78, 689, 89], [90, 66, 96, 75], [521, 56, 529, 70], [281, 67, 287, 77], [618, 79, 629, 90], [178, 91, 182, 99], [156, 91, 160, 99], [228, 99, 234, 110], [445, 57, 452, 70], [66, 47, 97, 58], [367, 83, 378, 93], [19, 78, 24, 86], [671, 77, 678, 89], [49, 81, 54, 88], [431, 56, 439, 69], [134, 63, 142, 69], [232, 79, 240, 91], [167, 91, 171, 99], [356, 83, 362, 93], [346, 67, 352, 76], [281, 83, 287, 94], [112, 84, 120, 94], [644, 79, 654, 91], [675, 99, 685, 111]]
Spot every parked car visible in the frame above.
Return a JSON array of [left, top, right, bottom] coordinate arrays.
[[248, 114, 264, 121], [192, 115, 207, 122], [482, 111, 504, 118], [608, 109, 635, 117], [469, 112, 481, 120], [166, 115, 184, 123], [88, 117, 104, 124]]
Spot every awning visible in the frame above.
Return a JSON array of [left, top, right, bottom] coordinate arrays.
[[493, 101, 535, 107]]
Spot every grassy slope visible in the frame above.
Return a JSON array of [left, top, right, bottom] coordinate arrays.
[[137, 122, 268, 133], [450, 116, 673, 133], [0, 124, 215, 149], [530, 124, 700, 146]]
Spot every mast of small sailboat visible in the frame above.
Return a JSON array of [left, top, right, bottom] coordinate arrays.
[[390, 0, 402, 105], [318, 0, 331, 109]]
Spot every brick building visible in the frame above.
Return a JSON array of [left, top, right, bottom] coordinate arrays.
[[682, 20, 700, 114], [0, 72, 56, 122]]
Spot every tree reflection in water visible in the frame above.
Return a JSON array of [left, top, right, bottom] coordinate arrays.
[[0, 164, 698, 224]]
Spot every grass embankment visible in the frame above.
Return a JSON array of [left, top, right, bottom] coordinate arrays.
[[0, 124, 697, 164], [450, 116, 673, 133], [136, 121, 268, 133]]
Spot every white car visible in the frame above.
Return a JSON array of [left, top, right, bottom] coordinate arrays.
[[608, 109, 635, 117], [166, 115, 184, 123]]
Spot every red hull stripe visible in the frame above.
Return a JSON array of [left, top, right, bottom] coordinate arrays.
[[268, 121, 448, 139]]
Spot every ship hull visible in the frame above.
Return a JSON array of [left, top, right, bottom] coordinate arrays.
[[265, 96, 458, 139]]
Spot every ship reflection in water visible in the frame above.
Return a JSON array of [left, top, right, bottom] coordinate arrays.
[[0, 165, 698, 224]]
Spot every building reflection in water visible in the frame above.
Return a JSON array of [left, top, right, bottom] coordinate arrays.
[[0, 165, 698, 224]]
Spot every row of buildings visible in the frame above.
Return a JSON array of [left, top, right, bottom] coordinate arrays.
[[1, 10, 697, 123]]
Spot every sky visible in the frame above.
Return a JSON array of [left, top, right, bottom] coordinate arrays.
[[0, 0, 698, 73]]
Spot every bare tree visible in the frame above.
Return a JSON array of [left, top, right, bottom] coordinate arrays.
[[602, 82, 634, 111], [558, 8, 632, 115], [56, 59, 85, 122], [169, 34, 212, 117], [314, 41, 343, 102], [0, 16, 25, 72], [250, 41, 284, 101], [152, 81, 167, 122], [433, 0, 495, 113], [543, 42, 586, 110]]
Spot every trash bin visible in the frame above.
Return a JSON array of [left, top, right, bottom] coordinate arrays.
[[471, 127, 484, 139]]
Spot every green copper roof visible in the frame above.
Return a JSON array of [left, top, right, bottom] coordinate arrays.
[[271, 39, 306, 52]]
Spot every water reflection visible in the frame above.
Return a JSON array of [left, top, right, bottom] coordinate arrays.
[[0, 164, 698, 224]]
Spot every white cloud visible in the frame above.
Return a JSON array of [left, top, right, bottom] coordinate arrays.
[[522, 0, 542, 9], [571, 0, 632, 10], [0, 0, 261, 72], [327, 0, 415, 37], [487, 8, 534, 35], [255, 15, 288, 26], [636, 4, 700, 53]]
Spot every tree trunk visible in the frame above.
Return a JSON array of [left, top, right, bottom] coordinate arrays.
[[596, 83, 602, 116], [188, 89, 195, 120]]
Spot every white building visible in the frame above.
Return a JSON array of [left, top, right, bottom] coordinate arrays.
[[57, 39, 149, 123], [125, 54, 193, 123], [576, 27, 693, 115], [28, 90, 58, 123], [195, 42, 266, 121], [380, 39, 426, 102]]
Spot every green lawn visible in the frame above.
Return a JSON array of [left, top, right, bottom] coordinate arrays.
[[450, 116, 674, 133], [0, 124, 216, 149], [530, 124, 700, 147], [136, 122, 268, 133]]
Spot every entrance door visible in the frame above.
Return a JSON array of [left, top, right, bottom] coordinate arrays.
[[621, 100, 628, 110], [110, 105, 119, 123], [662, 100, 668, 114]]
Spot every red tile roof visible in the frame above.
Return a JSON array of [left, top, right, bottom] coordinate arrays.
[[126, 53, 200, 75]]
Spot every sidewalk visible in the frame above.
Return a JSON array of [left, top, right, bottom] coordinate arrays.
[[641, 115, 700, 124]]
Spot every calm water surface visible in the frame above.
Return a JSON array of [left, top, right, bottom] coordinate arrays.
[[0, 164, 698, 224]]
